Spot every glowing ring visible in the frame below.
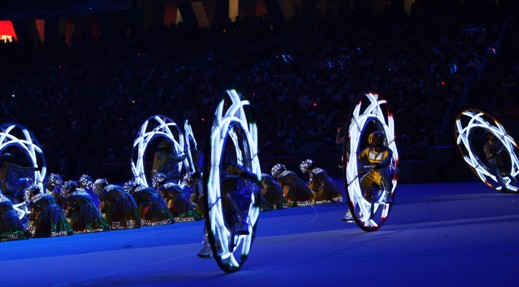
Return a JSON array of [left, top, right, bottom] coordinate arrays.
[[205, 89, 261, 273], [0, 123, 46, 219], [183, 120, 198, 174], [131, 115, 185, 187], [344, 93, 398, 231], [455, 108, 519, 192]]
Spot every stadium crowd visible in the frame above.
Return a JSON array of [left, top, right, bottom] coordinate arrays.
[[0, 1, 515, 180]]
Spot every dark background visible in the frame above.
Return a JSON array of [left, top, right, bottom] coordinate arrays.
[[0, 0, 518, 184]]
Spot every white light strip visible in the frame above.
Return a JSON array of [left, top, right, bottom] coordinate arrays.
[[183, 120, 198, 174], [346, 93, 398, 227], [0, 123, 47, 219], [131, 115, 185, 187], [207, 89, 261, 267], [455, 109, 519, 191]]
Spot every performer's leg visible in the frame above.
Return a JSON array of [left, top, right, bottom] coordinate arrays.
[[197, 226, 213, 258]]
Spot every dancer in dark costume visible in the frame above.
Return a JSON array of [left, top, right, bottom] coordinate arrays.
[[198, 163, 260, 258], [259, 173, 286, 210], [124, 179, 175, 226], [221, 163, 260, 234], [93, 179, 142, 230], [484, 131, 516, 192], [300, 159, 342, 203], [151, 140, 187, 184], [25, 185, 73, 237], [0, 190, 31, 241], [78, 174, 99, 206], [0, 152, 37, 204], [45, 173, 65, 209], [62, 180, 110, 233], [270, 163, 313, 207], [184, 171, 205, 217], [153, 173, 202, 222]]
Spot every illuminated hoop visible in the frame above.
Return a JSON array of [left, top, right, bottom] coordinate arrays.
[[183, 120, 198, 174], [131, 115, 185, 187], [344, 93, 398, 232], [0, 123, 46, 219], [455, 109, 519, 192], [204, 89, 261, 273]]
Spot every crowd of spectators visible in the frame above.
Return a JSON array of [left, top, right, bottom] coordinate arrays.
[[486, 15, 519, 108], [0, 2, 514, 180]]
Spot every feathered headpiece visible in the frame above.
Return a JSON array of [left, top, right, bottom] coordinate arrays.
[[62, 180, 78, 197], [152, 173, 167, 188], [123, 179, 139, 194], [24, 184, 43, 203], [93, 178, 109, 194], [270, 163, 286, 178], [299, 159, 314, 174], [79, 174, 93, 189], [48, 173, 63, 187]]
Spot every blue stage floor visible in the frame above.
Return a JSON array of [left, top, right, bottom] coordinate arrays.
[[1, 181, 518, 286]]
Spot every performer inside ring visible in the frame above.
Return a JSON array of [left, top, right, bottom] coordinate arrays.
[[358, 130, 394, 202]]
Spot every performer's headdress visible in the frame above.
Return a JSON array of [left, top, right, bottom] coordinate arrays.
[[62, 180, 77, 197], [299, 159, 314, 174], [79, 174, 93, 189], [93, 178, 109, 194], [270, 163, 286, 178]]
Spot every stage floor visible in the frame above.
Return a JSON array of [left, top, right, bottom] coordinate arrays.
[[1, 181, 518, 286]]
